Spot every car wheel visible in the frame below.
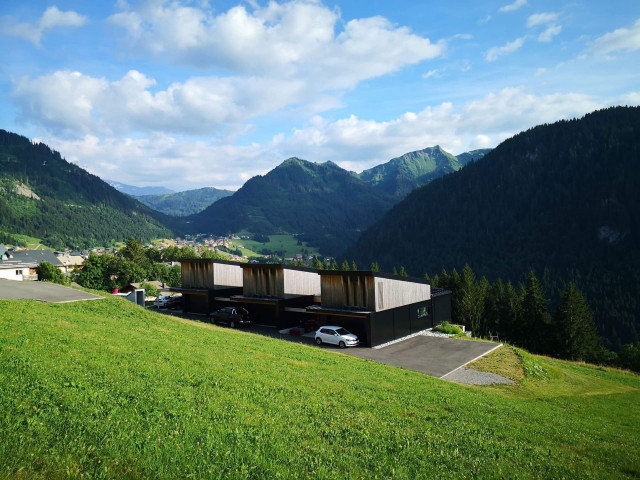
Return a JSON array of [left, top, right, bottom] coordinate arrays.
[[315, 337, 322, 345], [339, 341, 346, 348], [230, 320, 236, 328]]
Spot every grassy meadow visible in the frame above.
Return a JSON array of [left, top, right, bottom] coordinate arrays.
[[231, 234, 320, 259], [0, 294, 639, 479]]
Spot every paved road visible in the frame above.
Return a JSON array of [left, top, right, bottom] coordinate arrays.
[[345, 335, 502, 378], [0, 280, 103, 303]]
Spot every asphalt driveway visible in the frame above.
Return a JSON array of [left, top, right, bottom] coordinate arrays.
[[0, 280, 103, 303], [345, 335, 502, 378]]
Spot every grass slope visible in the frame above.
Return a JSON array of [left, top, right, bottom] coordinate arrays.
[[1, 296, 639, 479]]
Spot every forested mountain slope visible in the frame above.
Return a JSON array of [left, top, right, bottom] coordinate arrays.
[[357, 146, 490, 199], [135, 187, 233, 216], [187, 158, 394, 253], [0, 130, 177, 248], [345, 107, 640, 348]]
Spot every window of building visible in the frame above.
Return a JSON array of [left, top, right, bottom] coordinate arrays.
[[417, 305, 430, 318]]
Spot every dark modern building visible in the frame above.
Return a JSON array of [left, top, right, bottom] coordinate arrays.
[[173, 259, 451, 347]]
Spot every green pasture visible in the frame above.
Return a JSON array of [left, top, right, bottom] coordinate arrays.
[[0, 295, 638, 479], [230, 234, 320, 259]]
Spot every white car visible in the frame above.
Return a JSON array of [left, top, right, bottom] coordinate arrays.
[[315, 326, 359, 348]]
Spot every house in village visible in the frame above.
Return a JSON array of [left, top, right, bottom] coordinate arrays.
[[173, 259, 452, 347], [0, 245, 65, 281]]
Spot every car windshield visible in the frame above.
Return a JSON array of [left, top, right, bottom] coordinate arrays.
[[336, 328, 349, 335]]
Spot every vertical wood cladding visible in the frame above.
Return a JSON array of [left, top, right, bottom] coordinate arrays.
[[181, 260, 242, 289], [243, 265, 320, 297], [320, 272, 430, 312]]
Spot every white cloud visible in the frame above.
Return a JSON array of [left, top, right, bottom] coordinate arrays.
[[527, 12, 561, 42], [1, 6, 88, 45], [485, 38, 525, 61], [46, 88, 640, 191], [589, 18, 640, 56], [499, 0, 527, 13], [10, 70, 318, 137], [526, 12, 559, 28], [422, 70, 438, 79], [538, 25, 562, 42], [108, 0, 444, 89]]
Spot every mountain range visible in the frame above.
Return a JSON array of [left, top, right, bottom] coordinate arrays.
[[134, 187, 234, 217], [0, 130, 176, 249], [357, 146, 490, 199], [345, 106, 640, 348]]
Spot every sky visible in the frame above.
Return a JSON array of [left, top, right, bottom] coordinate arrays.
[[1, 1, 639, 191]]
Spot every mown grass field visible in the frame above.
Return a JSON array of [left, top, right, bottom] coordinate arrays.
[[0, 294, 638, 479], [231, 234, 320, 259]]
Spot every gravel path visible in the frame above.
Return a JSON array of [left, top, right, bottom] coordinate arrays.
[[442, 367, 515, 386]]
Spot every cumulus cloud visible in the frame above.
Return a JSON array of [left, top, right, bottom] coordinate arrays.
[[45, 87, 640, 191], [527, 12, 562, 42], [499, 0, 527, 13], [1, 6, 88, 45], [485, 38, 525, 61], [10, 70, 313, 137], [108, 0, 444, 87], [589, 18, 640, 56]]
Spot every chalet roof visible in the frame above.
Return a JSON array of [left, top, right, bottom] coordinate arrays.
[[0, 249, 63, 268]]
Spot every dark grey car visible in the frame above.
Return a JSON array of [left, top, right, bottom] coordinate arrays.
[[210, 307, 251, 328]]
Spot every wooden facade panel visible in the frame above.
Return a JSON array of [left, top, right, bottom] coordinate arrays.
[[320, 274, 376, 310], [243, 266, 284, 298], [374, 278, 430, 312], [213, 263, 243, 288], [284, 269, 321, 296], [182, 262, 214, 288]]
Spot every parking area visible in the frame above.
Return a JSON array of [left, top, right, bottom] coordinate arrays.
[[0, 280, 103, 303], [345, 335, 501, 377], [154, 309, 501, 379]]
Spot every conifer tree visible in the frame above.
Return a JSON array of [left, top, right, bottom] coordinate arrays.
[[341, 260, 350, 271], [552, 282, 600, 361], [519, 270, 551, 353]]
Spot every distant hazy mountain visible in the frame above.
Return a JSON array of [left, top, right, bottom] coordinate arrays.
[[345, 106, 640, 348], [0, 131, 176, 249], [135, 187, 234, 217], [357, 146, 491, 199], [107, 180, 174, 196], [188, 157, 394, 253]]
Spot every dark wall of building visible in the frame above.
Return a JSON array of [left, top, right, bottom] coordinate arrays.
[[432, 293, 452, 326], [368, 299, 433, 347], [184, 293, 210, 315]]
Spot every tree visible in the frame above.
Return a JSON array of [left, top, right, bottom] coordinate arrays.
[[520, 270, 552, 353], [140, 281, 159, 298], [165, 265, 182, 287], [341, 260, 350, 271], [330, 259, 339, 270], [552, 282, 600, 361], [312, 257, 324, 270], [370, 262, 380, 272], [36, 261, 67, 285], [456, 265, 486, 334], [119, 237, 149, 271], [398, 266, 408, 277], [351, 261, 358, 271], [75, 253, 117, 291]]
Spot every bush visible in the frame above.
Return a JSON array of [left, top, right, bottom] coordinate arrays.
[[433, 321, 463, 335], [139, 281, 159, 298], [35, 261, 69, 285]]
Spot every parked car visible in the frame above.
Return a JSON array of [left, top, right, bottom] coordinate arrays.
[[315, 326, 359, 348], [154, 295, 173, 308], [166, 295, 182, 310], [210, 307, 251, 328]]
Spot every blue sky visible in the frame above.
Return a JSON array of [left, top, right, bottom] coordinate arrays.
[[1, 0, 639, 191]]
